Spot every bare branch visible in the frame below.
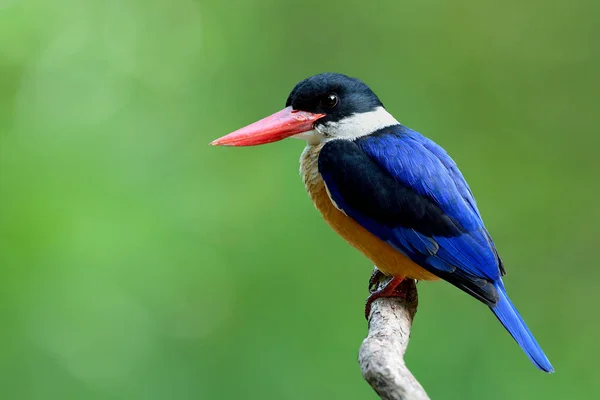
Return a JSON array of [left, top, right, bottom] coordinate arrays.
[[358, 269, 430, 400]]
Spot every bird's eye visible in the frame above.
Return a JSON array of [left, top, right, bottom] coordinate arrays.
[[320, 93, 339, 109]]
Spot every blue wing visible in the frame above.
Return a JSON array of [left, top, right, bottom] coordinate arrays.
[[318, 125, 503, 305], [318, 126, 554, 373]]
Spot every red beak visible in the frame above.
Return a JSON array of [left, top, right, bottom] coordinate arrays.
[[210, 106, 326, 147]]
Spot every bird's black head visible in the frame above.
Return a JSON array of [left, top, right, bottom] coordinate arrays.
[[285, 73, 383, 125]]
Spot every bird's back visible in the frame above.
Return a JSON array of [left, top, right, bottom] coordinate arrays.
[[299, 143, 440, 281]]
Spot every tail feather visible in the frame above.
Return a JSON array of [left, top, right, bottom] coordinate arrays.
[[491, 283, 554, 373]]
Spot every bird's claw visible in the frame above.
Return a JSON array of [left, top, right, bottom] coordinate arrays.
[[365, 275, 406, 320]]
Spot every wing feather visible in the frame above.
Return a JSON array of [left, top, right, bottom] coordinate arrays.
[[319, 125, 503, 305]]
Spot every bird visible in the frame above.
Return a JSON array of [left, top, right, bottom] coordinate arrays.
[[210, 72, 553, 373]]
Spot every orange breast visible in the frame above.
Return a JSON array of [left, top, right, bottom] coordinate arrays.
[[300, 144, 439, 281]]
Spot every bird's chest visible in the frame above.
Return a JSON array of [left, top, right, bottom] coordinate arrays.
[[299, 144, 347, 219], [298, 144, 438, 281], [300, 144, 329, 208]]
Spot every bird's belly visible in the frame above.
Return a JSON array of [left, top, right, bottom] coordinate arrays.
[[300, 144, 439, 281]]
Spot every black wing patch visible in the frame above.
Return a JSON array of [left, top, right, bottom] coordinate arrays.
[[318, 138, 500, 306], [318, 139, 463, 237]]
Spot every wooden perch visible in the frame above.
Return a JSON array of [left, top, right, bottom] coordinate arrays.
[[358, 268, 430, 400]]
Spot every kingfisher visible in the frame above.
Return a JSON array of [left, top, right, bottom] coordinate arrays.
[[211, 73, 553, 373]]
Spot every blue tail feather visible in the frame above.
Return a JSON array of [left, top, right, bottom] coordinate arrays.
[[491, 283, 554, 373]]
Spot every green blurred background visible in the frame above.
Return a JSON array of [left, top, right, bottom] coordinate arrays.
[[1, 0, 598, 399]]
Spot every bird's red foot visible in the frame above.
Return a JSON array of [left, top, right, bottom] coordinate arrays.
[[365, 274, 405, 320]]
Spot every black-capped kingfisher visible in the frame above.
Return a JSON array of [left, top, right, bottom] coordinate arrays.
[[211, 73, 553, 373]]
